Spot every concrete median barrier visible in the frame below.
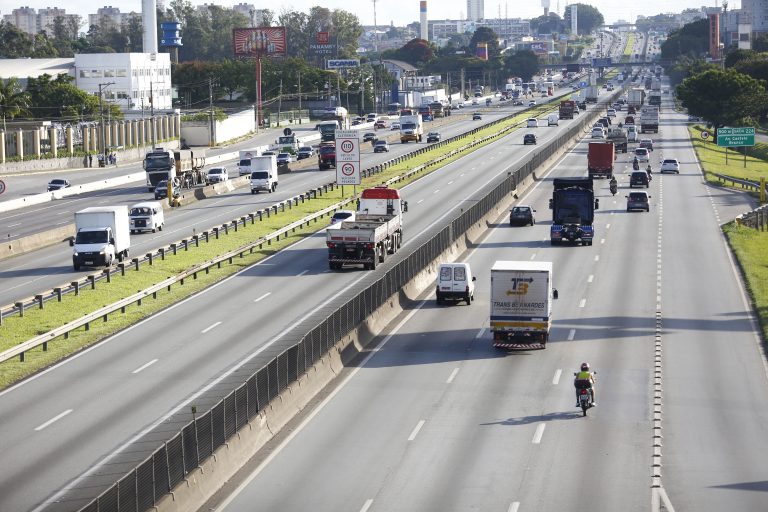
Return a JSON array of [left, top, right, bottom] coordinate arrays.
[[0, 224, 74, 261]]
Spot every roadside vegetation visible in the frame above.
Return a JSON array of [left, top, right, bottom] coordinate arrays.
[[0, 101, 562, 388]]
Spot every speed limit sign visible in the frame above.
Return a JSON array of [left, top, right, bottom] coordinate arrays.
[[0, 179, 6, 195], [701, 131, 709, 140]]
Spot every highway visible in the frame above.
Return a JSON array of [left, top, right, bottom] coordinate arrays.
[[203, 93, 768, 511], [0, 83, 591, 512]]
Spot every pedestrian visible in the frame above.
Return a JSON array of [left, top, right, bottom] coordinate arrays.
[[88, 154, 93, 167]]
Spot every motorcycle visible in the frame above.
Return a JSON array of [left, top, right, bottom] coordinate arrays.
[[609, 179, 618, 196], [633, 158, 640, 170], [574, 372, 597, 417], [646, 165, 653, 181]]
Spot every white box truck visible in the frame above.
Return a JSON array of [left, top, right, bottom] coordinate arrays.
[[490, 261, 556, 349], [71, 206, 131, 271], [399, 114, 424, 143], [238, 149, 261, 176], [249, 155, 279, 193]]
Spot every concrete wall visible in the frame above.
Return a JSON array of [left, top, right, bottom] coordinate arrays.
[[180, 108, 257, 147]]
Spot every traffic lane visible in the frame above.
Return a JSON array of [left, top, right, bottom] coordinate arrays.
[[0, 117, 575, 511]]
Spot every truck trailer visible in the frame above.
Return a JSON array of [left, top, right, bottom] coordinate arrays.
[[490, 261, 556, 349], [399, 114, 424, 143], [587, 141, 616, 178], [326, 186, 407, 270], [558, 100, 576, 119], [640, 106, 660, 133], [549, 177, 599, 246]]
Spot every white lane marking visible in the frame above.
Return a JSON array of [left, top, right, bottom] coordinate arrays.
[[417, 199, 424, 204], [588, 274, 594, 283], [529, 253, 536, 260], [433, 189, 440, 194], [408, 420, 426, 441], [55, 210, 70, 215], [600, 238, 605, 244], [508, 502, 521, 512], [131, 359, 158, 374], [201, 321, 221, 334], [360, 499, 374, 512], [7, 223, 21, 227], [476, 328, 486, 339], [552, 369, 562, 385], [460, 173, 465, 176], [254, 292, 271, 303], [532, 423, 546, 444], [594, 255, 600, 262], [606, 223, 611, 229], [297, 269, 309, 276], [34, 409, 73, 431], [56, 221, 69, 225], [579, 299, 586, 308], [568, 329, 576, 341], [448, 180, 454, 185], [446, 368, 460, 384]]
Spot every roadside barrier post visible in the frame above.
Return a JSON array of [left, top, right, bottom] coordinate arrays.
[[15, 302, 24, 317], [36, 295, 43, 309], [71, 281, 80, 296]]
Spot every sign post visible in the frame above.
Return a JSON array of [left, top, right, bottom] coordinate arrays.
[[717, 127, 755, 166], [335, 130, 361, 187]]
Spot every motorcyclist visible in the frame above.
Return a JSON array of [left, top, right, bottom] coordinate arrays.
[[633, 156, 639, 170], [646, 163, 653, 181], [609, 176, 617, 195], [574, 362, 596, 406]]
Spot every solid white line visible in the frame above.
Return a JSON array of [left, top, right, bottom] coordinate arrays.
[[433, 189, 440, 194], [587, 274, 594, 283], [360, 499, 374, 512], [446, 367, 460, 384], [532, 423, 546, 444], [448, 180, 454, 185], [579, 299, 586, 308], [476, 327, 486, 339], [131, 359, 158, 374], [529, 253, 536, 260], [408, 420, 426, 441], [417, 199, 424, 204], [297, 270, 309, 276], [254, 292, 271, 302], [594, 255, 600, 262], [7, 223, 21, 227], [201, 321, 222, 334], [35, 409, 73, 431], [508, 501, 520, 512], [552, 369, 562, 385], [567, 329, 576, 341], [56, 210, 70, 215]]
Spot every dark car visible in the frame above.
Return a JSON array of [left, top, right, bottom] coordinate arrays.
[[510, 205, 536, 226], [639, 139, 654, 152], [472, 112, 482, 120], [47, 178, 71, 191], [154, 179, 177, 200], [626, 191, 651, 212], [362, 132, 376, 142], [630, 171, 650, 188], [426, 132, 441, 143], [523, 133, 537, 145]]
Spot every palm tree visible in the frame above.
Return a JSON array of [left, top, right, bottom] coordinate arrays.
[[0, 77, 30, 131]]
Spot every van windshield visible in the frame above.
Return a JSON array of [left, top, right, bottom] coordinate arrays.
[[252, 171, 268, 179], [130, 207, 151, 216], [76, 230, 108, 244]]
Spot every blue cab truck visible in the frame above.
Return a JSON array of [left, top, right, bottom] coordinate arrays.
[[549, 177, 599, 246]]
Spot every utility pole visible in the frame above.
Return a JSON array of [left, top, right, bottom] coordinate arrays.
[[208, 77, 215, 147], [150, 81, 156, 149], [98, 82, 115, 162], [277, 78, 283, 120], [298, 70, 302, 111]]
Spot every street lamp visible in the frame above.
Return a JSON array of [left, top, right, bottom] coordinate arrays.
[[98, 82, 115, 163]]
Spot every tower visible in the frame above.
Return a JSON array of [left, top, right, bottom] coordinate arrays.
[[420, 1, 428, 41], [142, 0, 158, 53]]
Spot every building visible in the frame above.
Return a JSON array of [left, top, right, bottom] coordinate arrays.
[[467, 0, 484, 21], [0, 58, 76, 88], [88, 6, 125, 31], [429, 18, 529, 42], [231, 3, 268, 25], [740, 0, 768, 33], [3, 6, 40, 35]]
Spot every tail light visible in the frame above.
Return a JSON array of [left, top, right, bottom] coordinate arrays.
[[365, 243, 375, 249], [580, 390, 589, 395], [327, 242, 336, 248], [465, 285, 470, 293]]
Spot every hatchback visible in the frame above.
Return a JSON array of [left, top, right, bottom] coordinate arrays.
[[634, 147, 650, 163], [660, 159, 680, 174], [523, 133, 537, 145], [510, 205, 536, 226], [473, 113, 482, 120], [639, 139, 654, 151], [427, 132, 441, 143], [630, 171, 650, 188], [527, 118, 538, 128], [626, 191, 651, 211], [276, 153, 293, 166], [591, 127, 606, 139]]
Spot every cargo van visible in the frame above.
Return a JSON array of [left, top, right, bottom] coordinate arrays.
[[547, 113, 559, 126], [436, 262, 476, 305], [129, 201, 165, 233]]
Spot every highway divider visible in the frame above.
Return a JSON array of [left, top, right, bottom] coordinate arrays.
[[70, 92, 621, 512]]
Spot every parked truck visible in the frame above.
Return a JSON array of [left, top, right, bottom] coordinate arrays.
[[558, 100, 576, 119], [326, 186, 407, 270], [587, 141, 616, 178], [399, 114, 424, 143], [640, 106, 660, 133], [143, 148, 206, 192], [605, 127, 628, 153], [585, 85, 600, 103], [318, 142, 336, 169], [71, 206, 131, 271], [490, 261, 556, 350], [549, 177, 599, 246], [627, 88, 645, 109]]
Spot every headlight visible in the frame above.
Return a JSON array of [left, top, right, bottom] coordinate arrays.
[[73, 252, 79, 256], [99, 251, 106, 255]]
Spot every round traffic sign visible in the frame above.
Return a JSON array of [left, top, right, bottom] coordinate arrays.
[[341, 163, 355, 176], [0, 179, 5, 195], [701, 131, 709, 139], [340, 140, 355, 153]]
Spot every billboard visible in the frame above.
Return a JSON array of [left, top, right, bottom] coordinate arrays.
[[309, 32, 337, 56], [592, 57, 612, 67], [327, 59, 360, 69], [475, 42, 488, 60], [233, 27, 286, 57], [709, 13, 720, 59], [529, 41, 548, 54]]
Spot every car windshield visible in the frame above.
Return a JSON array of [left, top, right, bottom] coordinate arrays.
[[252, 171, 268, 179], [51, 179, 66, 185], [512, 207, 529, 213], [209, 169, 222, 174], [299, 147, 311, 152], [663, 160, 676, 164], [332, 212, 353, 222], [75, 230, 108, 244], [629, 193, 647, 200], [636, 149, 648, 155], [375, 141, 386, 146]]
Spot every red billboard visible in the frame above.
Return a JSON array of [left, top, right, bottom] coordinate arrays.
[[233, 27, 287, 57], [709, 13, 720, 59]]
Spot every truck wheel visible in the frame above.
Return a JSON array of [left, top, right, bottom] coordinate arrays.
[[379, 246, 385, 263], [73, 262, 80, 271], [369, 258, 377, 270], [158, 225, 163, 231], [465, 294, 472, 305]]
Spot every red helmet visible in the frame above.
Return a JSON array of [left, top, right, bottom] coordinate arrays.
[[581, 362, 590, 371]]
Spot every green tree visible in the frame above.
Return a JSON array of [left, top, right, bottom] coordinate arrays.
[[0, 78, 30, 130], [666, 56, 717, 86], [331, 9, 363, 58], [469, 27, 500, 61], [733, 56, 768, 83], [661, 18, 708, 61], [383, 38, 434, 66], [677, 69, 768, 127], [531, 13, 565, 35], [217, 59, 248, 101], [572, 4, 604, 35], [0, 21, 36, 57], [504, 50, 539, 82], [25, 74, 102, 121]]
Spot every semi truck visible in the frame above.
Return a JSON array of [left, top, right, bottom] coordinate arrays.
[[605, 127, 628, 153], [326, 186, 407, 270], [558, 100, 576, 119], [549, 177, 599, 246], [628, 88, 645, 109], [587, 141, 616, 178], [490, 261, 556, 350], [143, 148, 206, 191], [585, 85, 600, 103], [640, 106, 660, 133], [71, 206, 131, 271], [399, 114, 424, 143], [315, 120, 340, 143]]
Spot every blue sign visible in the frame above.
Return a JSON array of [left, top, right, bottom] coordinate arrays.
[[592, 57, 613, 68], [579, 82, 587, 87]]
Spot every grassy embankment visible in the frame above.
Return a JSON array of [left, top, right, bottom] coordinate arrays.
[[689, 124, 768, 342], [0, 100, 564, 388]]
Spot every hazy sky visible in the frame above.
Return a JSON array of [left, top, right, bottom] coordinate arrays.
[[11, 0, 738, 26]]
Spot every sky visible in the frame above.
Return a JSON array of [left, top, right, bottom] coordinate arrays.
[[8, 0, 739, 26]]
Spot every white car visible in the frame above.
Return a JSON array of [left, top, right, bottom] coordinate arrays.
[[591, 127, 606, 139], [206, 166, 228, 184], [390, 122, 401, 130], [328, 210, 356, 228], [660, 158, 680, 174], [607, 108, 616, 117], [527, 118, 538, 128], [634, 147, 650, 163]]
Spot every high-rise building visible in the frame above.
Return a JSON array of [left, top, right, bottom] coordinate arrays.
[[741, 0, 768, 33], [467, 0, 484, 21], [3, 7, 38, 35]]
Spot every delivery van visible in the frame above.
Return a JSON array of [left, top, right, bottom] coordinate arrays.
[[436, 262, 476, 305]]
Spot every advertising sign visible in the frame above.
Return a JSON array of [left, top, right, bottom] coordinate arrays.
[[335, 130, 361, 185], [491, 270, 550, 319], [327, 59, 360, 69], [591, 57, 612, 68], [309, 32, 337, 56], [233, 27, 286, 57], [717, 127, 755, 147]]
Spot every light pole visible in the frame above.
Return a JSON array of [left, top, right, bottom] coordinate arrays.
[[98, 82, 115, 163]]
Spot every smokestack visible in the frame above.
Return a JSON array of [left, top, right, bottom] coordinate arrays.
[[541, 0, 550, 16], [142, 0, 158, 53], [420, 1, 428, 41]]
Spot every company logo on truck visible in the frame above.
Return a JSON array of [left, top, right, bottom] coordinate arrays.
[[504, 277, 534, 295]]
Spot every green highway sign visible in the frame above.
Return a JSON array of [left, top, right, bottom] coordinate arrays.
[[717, 127, 755, 147]]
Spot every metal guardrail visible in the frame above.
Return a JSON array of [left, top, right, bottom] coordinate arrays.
[[73, 94, 616, 512], [713, 172, 767, 193], [736, 204, 768, 230]]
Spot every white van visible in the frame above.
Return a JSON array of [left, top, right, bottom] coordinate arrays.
[[436, 262, 476, 305], [547, 113, 559, 126], [626, 125, 638, 142], [129, 201, 164, 234], [527, 118, 538, 128]]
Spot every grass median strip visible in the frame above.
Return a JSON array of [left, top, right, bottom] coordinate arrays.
[[0, 101, 565, 388], [689, 124, 768, 192]]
